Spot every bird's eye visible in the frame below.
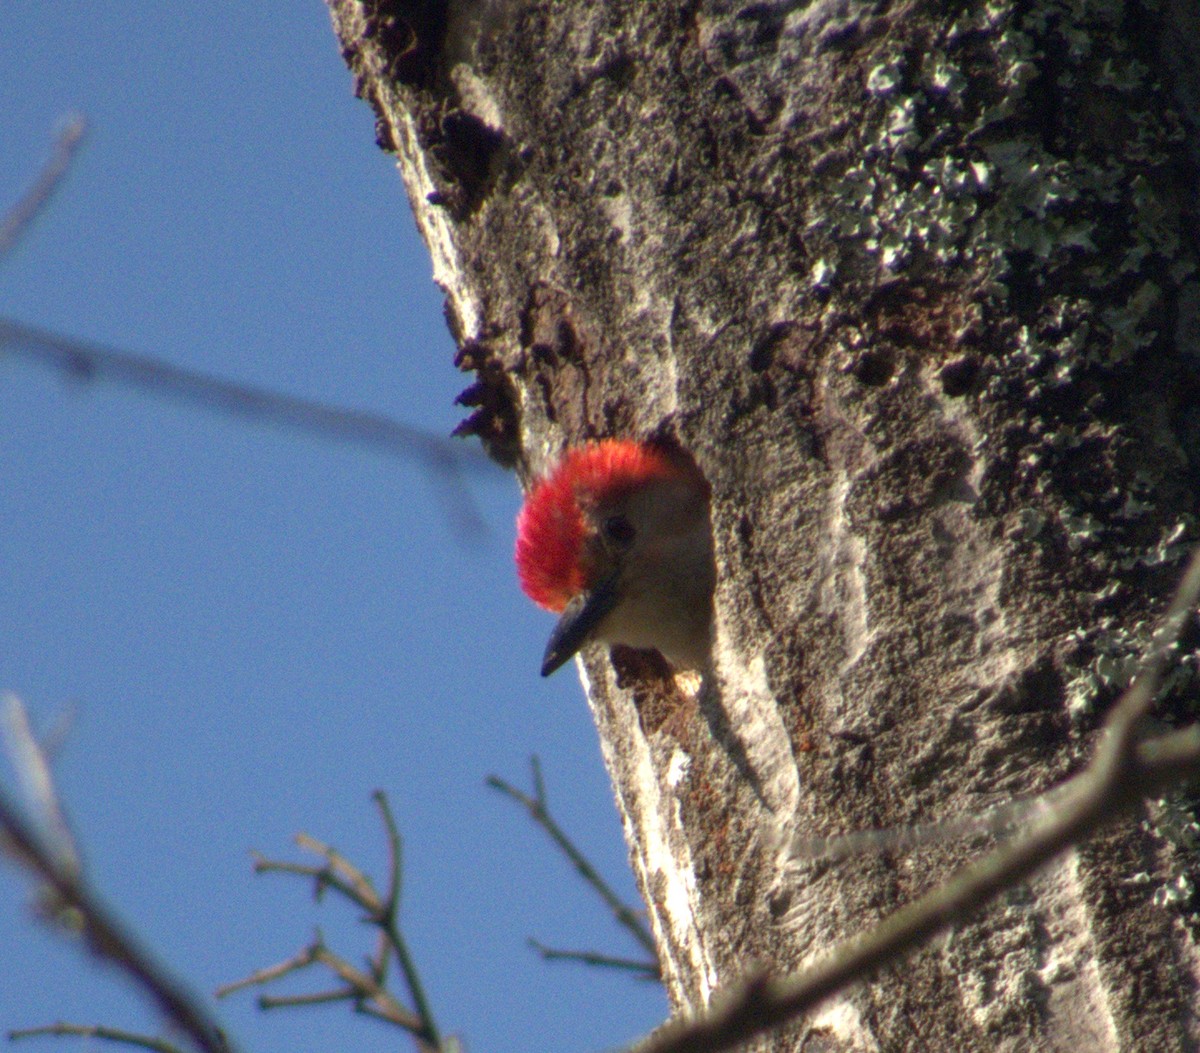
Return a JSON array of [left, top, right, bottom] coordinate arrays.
[[603, 514, 636, 547]]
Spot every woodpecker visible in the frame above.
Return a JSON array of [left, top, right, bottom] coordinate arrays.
[[515, 439, 715, 677]]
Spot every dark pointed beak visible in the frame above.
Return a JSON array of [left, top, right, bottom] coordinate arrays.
[[541, 572, 620, 677]]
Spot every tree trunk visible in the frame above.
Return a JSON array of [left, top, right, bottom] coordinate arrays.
[[327, 0, 1200, 1048]]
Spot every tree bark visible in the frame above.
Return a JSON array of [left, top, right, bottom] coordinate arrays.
[[327, 0, 1200, 1048]]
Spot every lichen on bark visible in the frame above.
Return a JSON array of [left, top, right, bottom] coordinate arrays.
[[329, 0, 1200, 1047]]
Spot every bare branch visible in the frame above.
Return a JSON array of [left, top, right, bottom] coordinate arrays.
[[375, 788, 404, 915], [0, 317, 496, 538], [631, 548, 1200, 1053], [1, 694, 80, 875], [224, 795, 446, 1051], [0, 124, 495, 539], [0, 117, 87, 261], [214, 941, 321, 998], [257, 989, 356, 1010], [788, 777, 1076, 865], [488, 757, 660, 963], [369, 790, 443, 1048], [249, 854, 362, 905], [0, 700, 234, 1053], [310, 944, 422, 1030], [9, 1022, 186, 1053], [528, 938, 660, 979], [293, 832, 381, 910]]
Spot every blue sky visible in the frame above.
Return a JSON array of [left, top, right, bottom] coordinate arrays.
[[0, 5, 665, 1051]]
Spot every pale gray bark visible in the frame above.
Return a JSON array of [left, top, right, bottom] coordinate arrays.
[[328, 0, 1200, 1048]]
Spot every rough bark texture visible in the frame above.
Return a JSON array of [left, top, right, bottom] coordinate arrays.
[[327, 0, 1200, 1048]]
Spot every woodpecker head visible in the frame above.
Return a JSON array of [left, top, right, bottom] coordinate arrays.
[[515, 439, 715, 677]]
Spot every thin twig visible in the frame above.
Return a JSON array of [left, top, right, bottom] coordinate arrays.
[[488, 757, 659, 961], [0, 317, 495, 538], [0, 789, 233, 1053], [214, 942, 321, 998], [258, 989, 355, 1010], [1, 126, 492, 539], [249, 855, 362, 904], [223, 796, 446, 1051], [371, 790, 444, 1050], [631, 548, 1200, 1053], [310, 945, 422, 1030], [217, 928, 422, 1031], [1, 694, 80, 874], [376, 788, 404, 912], [294, 832, 381, 909], [788, 775, 1088, 864], [0, 117, 87, 260], [9, 1022, 185, 1053], [528, 938, 660, 978]]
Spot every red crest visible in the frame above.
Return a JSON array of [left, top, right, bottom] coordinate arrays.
[[515, 440, 677, 611]]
